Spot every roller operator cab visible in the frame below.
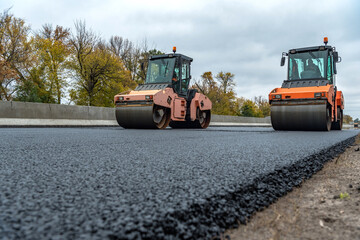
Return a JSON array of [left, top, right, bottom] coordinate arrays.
[[114, 47, 212, 129], [269, 37, 344, 131]]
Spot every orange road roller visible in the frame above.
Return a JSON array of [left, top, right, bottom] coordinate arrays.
[[269, 37, 344, 131], [114, 47, 212, 129]]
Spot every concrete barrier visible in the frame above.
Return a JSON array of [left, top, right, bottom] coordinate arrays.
[[0, 101, 271, 127], [0, 101, 114, 120], [211, 115, 270, 123]]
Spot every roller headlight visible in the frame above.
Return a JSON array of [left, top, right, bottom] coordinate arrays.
[[314, 92, 325, 98]]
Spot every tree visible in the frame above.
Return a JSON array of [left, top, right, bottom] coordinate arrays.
[[240, 99, 262, 117], [194, 71, 218, 96], [0, 9, 32, 100], [108, 37, 162, 84], [69, 21, 132, 106], [34, 24, 71, 103], [69, 21, 100, 105], [234, 97, 246, 116], [0, 61, 18, 100], [108, 36, 135, 80], [108, 36, 146, 83], [343, 115, 353, 124], [108, 36, 132, 62], [216, 71, 235, 94], [15, 66, 53, 103], [254, 96, 270, 117], [193, 71, 238, 115]]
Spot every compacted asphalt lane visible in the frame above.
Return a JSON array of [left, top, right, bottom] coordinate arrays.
[[0, 127, 358, 239]]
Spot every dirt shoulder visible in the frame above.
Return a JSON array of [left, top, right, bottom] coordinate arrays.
[[226, 133, 360, 240]]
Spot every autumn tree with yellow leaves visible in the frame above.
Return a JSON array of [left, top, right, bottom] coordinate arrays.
[[33, 24, 71, 104], [0, 9, 32, 100], [194, 71, 237, 116], [193, 71, 270, 117], [68, 21, 133, 107]]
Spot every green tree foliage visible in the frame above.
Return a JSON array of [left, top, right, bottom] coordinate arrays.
[[238, 96, 270, 117], [240, 100, 260, 117], [15, 66, 54, 102]]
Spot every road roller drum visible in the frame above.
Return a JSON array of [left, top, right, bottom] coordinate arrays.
[[270, 101, 331, 131], [115, 105, 171, 129]]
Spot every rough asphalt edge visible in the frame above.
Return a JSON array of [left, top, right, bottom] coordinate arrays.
[[110, 136, 356, 240]]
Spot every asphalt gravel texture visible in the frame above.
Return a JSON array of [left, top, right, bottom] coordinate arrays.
[[0, 127, 358, 239]]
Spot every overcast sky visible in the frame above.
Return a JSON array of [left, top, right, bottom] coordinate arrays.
[[1, 0, 360, 119]]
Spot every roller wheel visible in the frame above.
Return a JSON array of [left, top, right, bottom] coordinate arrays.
[[331, 107, 343, 130], [196, 109, 211, 129], [153, 105, 171, 129]]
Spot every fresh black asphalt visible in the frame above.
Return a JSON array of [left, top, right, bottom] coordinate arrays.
[[0, 127, 358, 239]]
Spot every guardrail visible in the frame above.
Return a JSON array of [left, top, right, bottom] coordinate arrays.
[[0, 100, 269, 127]]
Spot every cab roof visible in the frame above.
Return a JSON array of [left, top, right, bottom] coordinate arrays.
[[149, 53, 193, 62], [289, 45, 333, 54]]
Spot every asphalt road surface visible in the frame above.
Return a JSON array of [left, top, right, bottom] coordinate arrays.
[[0, 127, 358, 239]]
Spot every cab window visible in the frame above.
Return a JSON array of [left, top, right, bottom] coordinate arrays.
[[181, 62, 190, 93], [172, 61, 181, 93], [288, 50, 326, 80], [327, 55, 333, 83]]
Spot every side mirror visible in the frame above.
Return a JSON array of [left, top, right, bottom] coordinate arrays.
[[140, 62, 145, 71], [280, 52, 287, 66], [280, 56, 285, 66], [333, 51, 339, 63]]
